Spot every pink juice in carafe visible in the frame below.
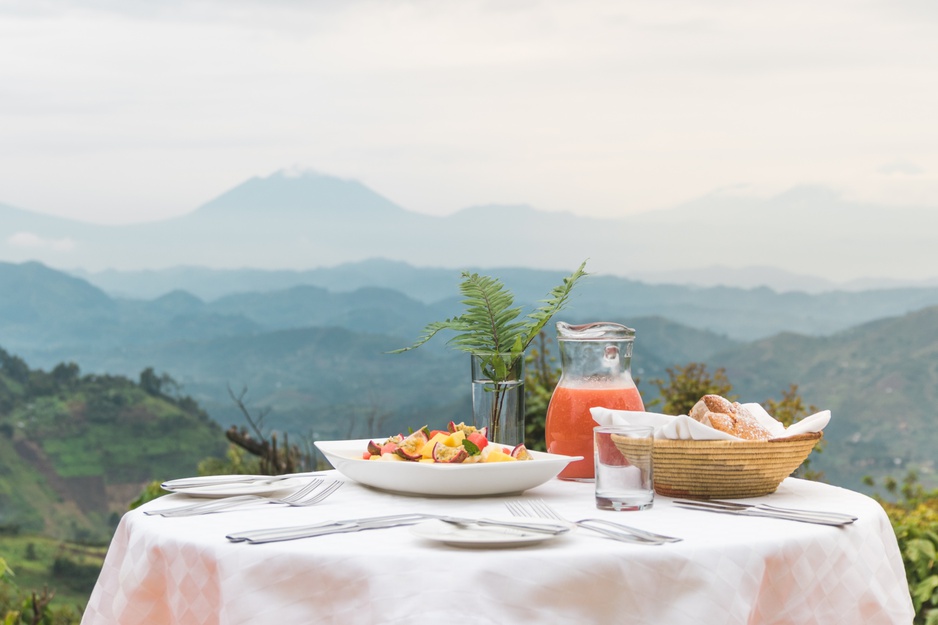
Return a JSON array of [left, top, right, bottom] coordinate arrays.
[[544, 322, 644, 481]]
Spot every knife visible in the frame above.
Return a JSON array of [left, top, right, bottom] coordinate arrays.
[[162, 472, 323, 490], [673, 501, 854, 526], [227, 514, 571, 544]]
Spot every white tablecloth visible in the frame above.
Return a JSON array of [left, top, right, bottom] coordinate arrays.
[[82, 474, 914, 625]]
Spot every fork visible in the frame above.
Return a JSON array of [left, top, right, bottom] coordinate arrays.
[[147, 479, 342, 517], [506, 499, 681, 545]]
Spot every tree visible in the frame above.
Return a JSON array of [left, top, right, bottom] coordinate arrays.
[[50, 362, 80, 387], [763, 384, 825, 480], [524, 332, 561, 451], [648, 363, 734, 416], [224, 385, 313, 474], [0, 349, 29, 384], [762, 383, 817, 428], [138, 367, 162, 396]]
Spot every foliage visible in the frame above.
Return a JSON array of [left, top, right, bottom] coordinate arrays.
[[869, 472, 938, 625], [647, 362, 735, 416], [0, 348, 227, 532], [127, 481, 167, 511], [0, 539, 90, 625], [0, 348, 229, 623], [523, 332, 561, 451], [393, 261, 588, 361], [763, 383, 826, 480], [195, 445, 262, 479], [392, 261, 588, 436], [224, 386, 314, 475]]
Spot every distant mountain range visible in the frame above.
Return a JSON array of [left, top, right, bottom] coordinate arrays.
[[2, 169, 937, 291], [8, 258, 938, 346], [2, 259, 937, 493]]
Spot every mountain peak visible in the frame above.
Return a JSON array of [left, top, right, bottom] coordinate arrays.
[[191, 169, 408, 219]]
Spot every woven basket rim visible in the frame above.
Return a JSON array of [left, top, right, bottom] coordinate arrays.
[[610, 431, 822, 499], [646, 431, 822, 447]]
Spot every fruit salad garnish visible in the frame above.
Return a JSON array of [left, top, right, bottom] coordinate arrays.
[[362, 421, 533, 464]]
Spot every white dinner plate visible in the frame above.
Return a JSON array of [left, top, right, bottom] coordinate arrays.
[[410, 518, 574, 548], [161, 475, 313, 498], [315, 438, 581, 497]]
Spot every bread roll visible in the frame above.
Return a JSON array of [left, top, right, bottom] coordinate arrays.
[[688, 394, 772, 441]]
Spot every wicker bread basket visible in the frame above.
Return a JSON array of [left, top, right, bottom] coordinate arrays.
[[611, 431, 823, 499]]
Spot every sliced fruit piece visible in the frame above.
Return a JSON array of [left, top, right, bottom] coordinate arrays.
[[466, 431, 488, 450], [367, 440, 383, 456], [421, 432, 450, 459], [444, 430, 466, 447], [510, 443, 533, 460], [432, 442, 469, 463], [448, 421, 479, 435], [483, 448, 516, 463], [394, 447, 421, 461], [394, 430, 429, 461]]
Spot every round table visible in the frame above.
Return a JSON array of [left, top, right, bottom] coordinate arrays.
[[82, 474, 914, 625]]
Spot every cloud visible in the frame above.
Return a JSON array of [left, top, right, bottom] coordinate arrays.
[[877, 160, 926, 176], [2, 0, 938, 222], [7, 232, 76, 251]]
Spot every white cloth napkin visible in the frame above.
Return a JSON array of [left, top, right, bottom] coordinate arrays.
[[590, 404, 831, 441]]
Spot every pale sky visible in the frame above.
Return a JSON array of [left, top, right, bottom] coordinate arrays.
[[1, 0, 937, 224]]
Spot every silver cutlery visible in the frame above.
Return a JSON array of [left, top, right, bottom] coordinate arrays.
[[226, 513, 571, 544], [673, 499, 856, 526], [505, 499, 681, 545], [436, 516, 571, 536], [146, 479, 342, 517], [227, 513, 428, 543], [161, 472, 324, 491], [701, 499, 858, 522]]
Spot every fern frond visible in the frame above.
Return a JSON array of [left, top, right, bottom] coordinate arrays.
[[448, 272, 526, 354], [386, 318, 466, 353], [520, 260, 589, 349], [389, 261, 589, 374]]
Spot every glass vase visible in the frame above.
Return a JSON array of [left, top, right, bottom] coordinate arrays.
[[471, 353, 525, 446]]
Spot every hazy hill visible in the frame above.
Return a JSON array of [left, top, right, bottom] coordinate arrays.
[[3, 170, 937, 289], [2, 259, 937, 494], [712, 306, 938, 491], [0, 349, 228, 540], [71, 259, 938, 341]]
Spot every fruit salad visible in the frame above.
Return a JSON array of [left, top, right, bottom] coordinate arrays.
[[362, 421, 533, 464]]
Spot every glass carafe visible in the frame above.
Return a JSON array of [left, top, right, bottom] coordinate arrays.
[[545, 321, 644, 481]]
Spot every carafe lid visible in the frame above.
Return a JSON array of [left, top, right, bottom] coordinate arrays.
[[556, 321, 635, 340]]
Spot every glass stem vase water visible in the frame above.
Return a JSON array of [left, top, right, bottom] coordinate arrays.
[[471, 353, 525, 446]]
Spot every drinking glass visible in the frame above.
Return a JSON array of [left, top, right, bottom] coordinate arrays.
[[594, 425, 654, 511]]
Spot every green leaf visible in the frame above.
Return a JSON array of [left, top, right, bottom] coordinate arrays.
[[462, 438, 481, 455], [913, 575, 938, 607], [390, 260, 589, 382]]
